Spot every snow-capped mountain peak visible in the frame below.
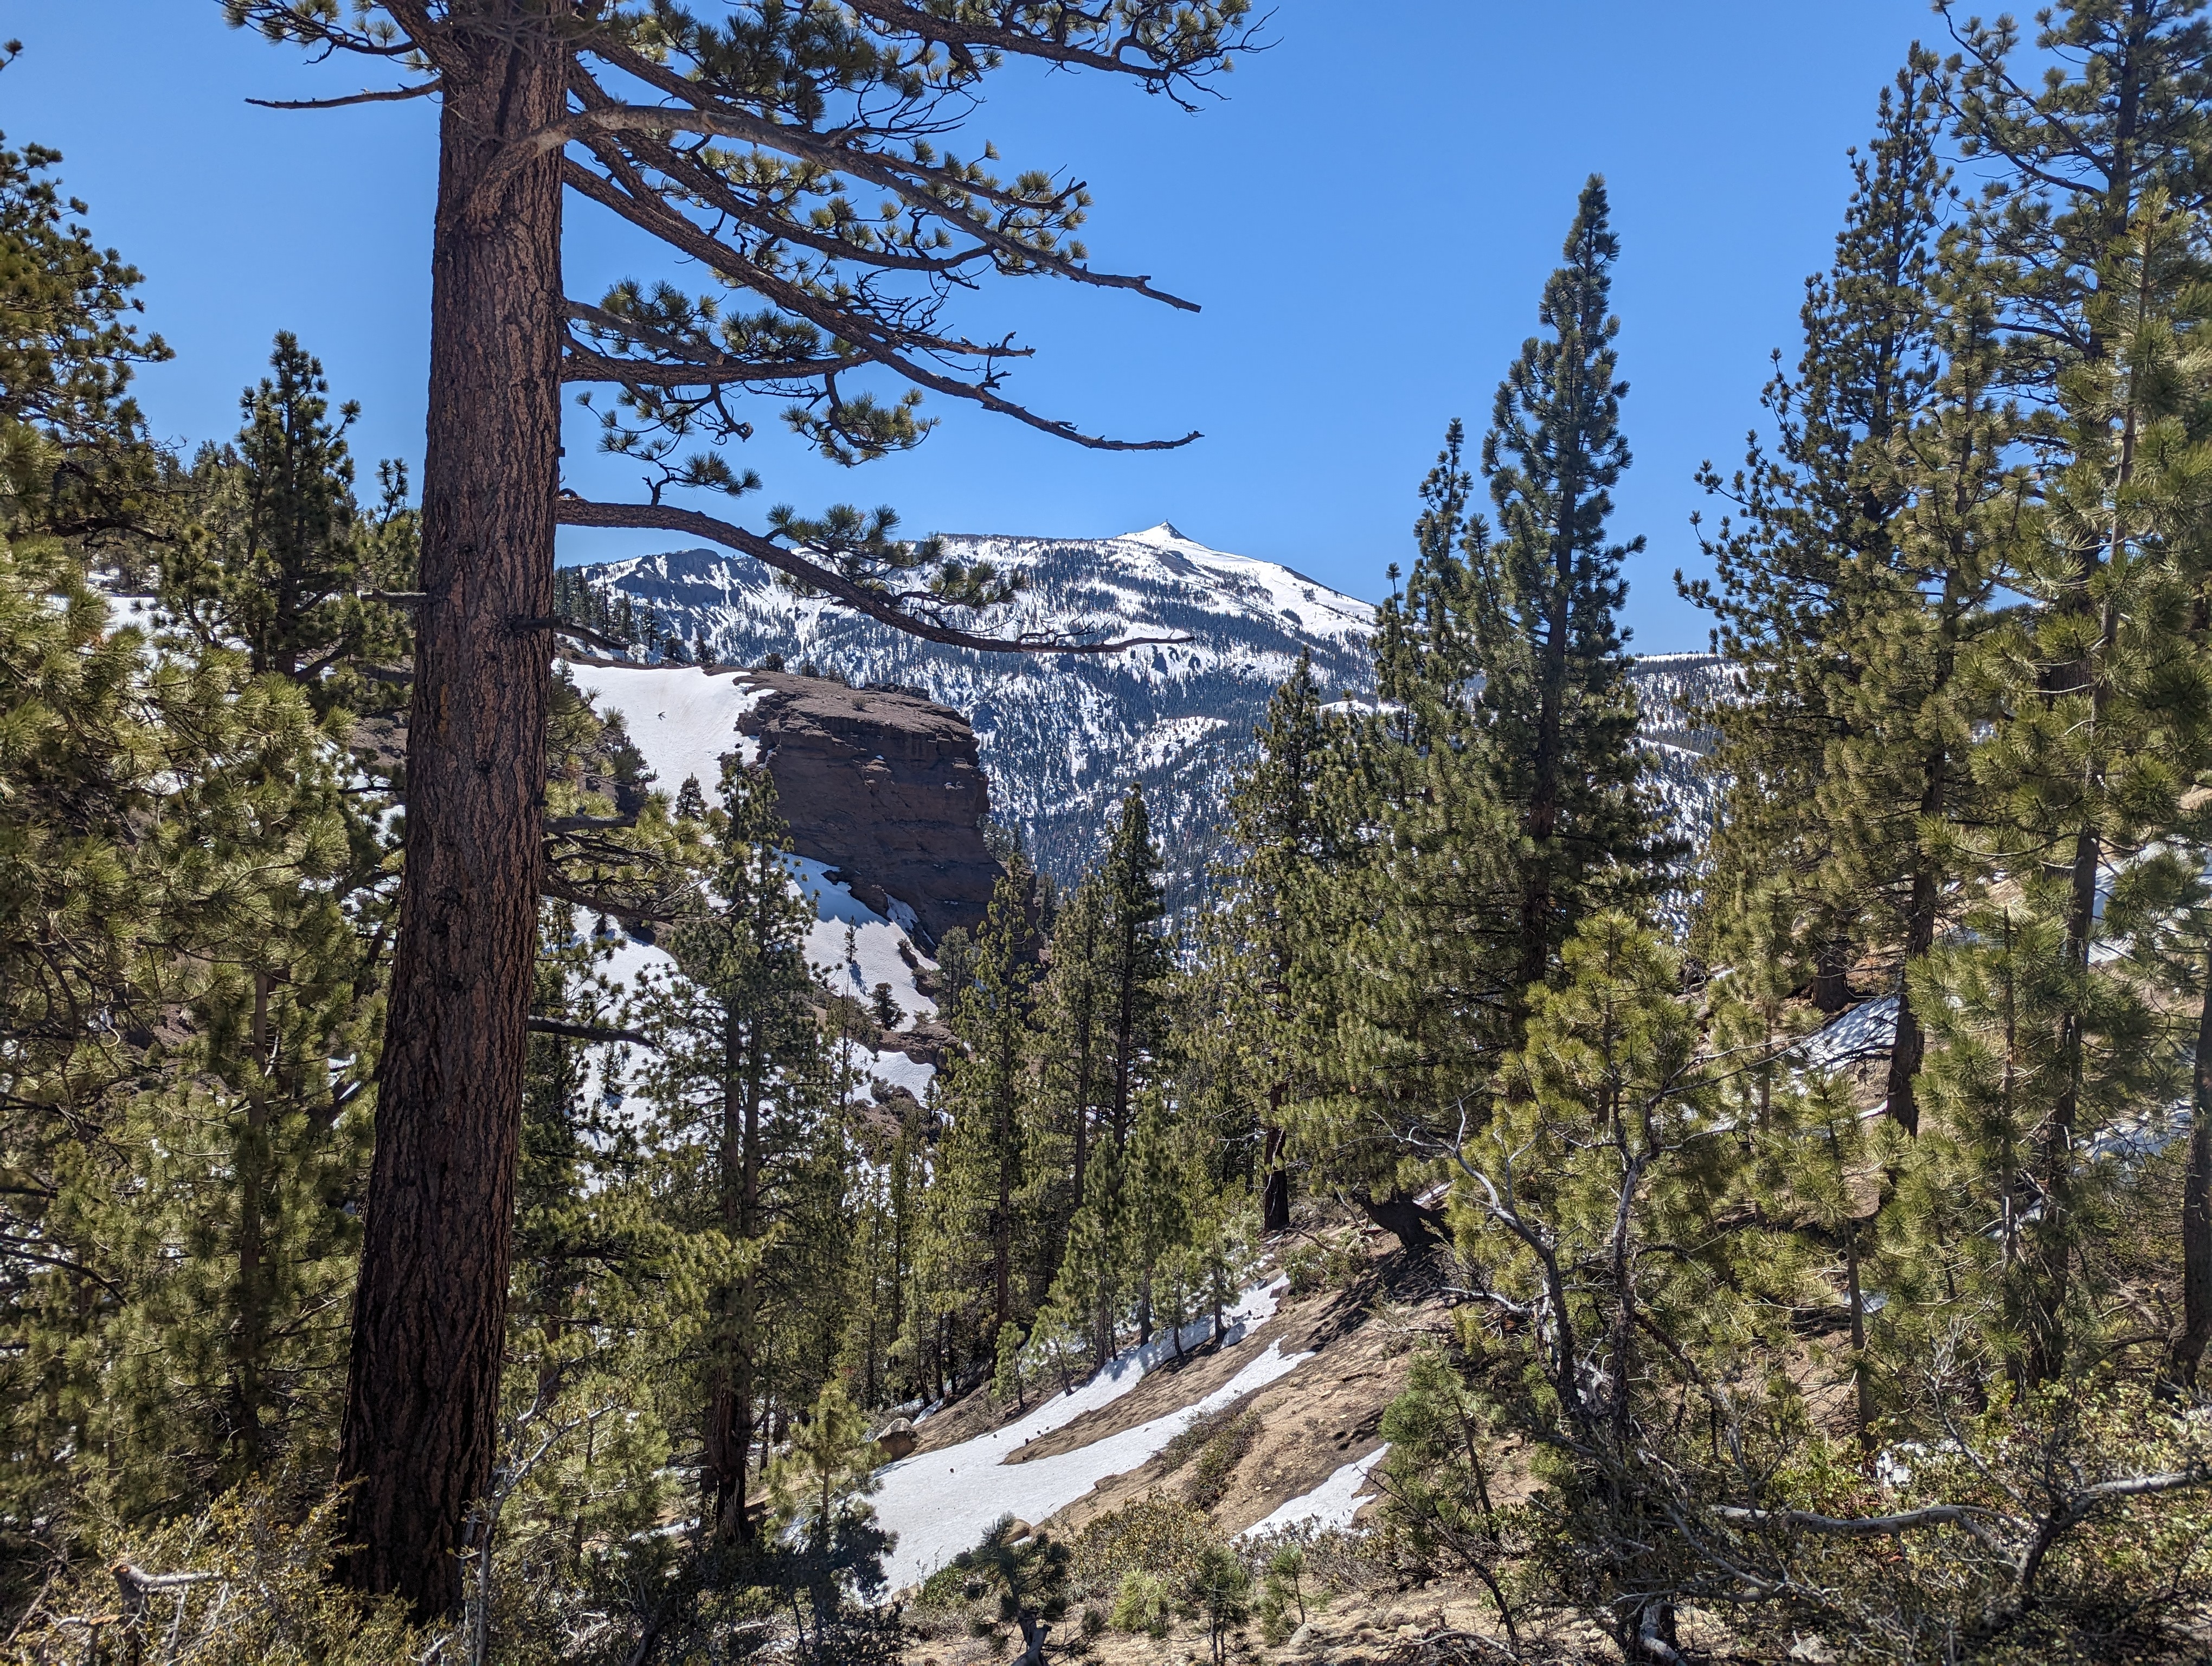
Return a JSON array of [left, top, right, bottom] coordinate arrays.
[[561, 529, 1381, 902], [559, 528, 1728, 905]]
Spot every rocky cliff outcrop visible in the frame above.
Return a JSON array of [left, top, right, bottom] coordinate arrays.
[[736, 671, 1002, 946]]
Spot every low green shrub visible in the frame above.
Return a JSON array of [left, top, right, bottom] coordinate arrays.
[[1182, 1408, 1261, 1510], [1069, 1494, 1221, 1600], [1109, 1569, 1172, 1637]]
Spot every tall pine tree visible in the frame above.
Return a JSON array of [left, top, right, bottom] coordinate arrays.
[[1471, 175, 1656, 1011]]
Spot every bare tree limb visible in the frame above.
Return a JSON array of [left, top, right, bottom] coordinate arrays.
[[525, 1015, 653, 1047], [510, 613, 633, 656], [247, 80, 440, 110], [1711, 1501, 2017, 1539]]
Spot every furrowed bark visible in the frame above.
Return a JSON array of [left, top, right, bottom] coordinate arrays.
[[336, 25, 568, 1617]]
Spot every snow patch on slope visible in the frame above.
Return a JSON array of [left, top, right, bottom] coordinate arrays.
[[1239, 1445, 1388, 1540], [563, 659, 764, 797], [577, 858, 942, 1107], [788, 855, 939, 1026], [875, 1278, 1296, 1589]]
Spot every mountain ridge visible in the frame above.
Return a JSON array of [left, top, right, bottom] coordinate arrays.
[[559, 527, 1726, 902]]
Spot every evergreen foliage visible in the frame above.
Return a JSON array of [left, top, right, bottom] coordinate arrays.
[[15, 8, 2212, 1659], [1471, 177, 1658, 999]]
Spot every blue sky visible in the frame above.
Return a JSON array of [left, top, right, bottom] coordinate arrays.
[[6, 1, 1943, 649]]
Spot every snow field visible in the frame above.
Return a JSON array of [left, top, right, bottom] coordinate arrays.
[[788, 855, 938, 1026], [874, 1278, 1297, 1590], [1238, 1445, 1389, 1541], [568, 856, 942, 1116], [558, 662, 946, 1101], [1119, 523, 1372, 648], [561, 658, 764, 798]]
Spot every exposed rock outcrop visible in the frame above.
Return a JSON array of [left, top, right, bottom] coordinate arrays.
[[737, 671, 1002, 946]]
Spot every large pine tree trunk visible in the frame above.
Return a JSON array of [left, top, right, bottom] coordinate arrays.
[[335, 26, 567, 1616]]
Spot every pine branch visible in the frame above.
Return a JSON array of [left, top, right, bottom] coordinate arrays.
[[560, 160, 1198, 452], [539, 871, 678, 924], [839, 0, 1264, 80], [500, 80, 1199, 313], [561, 300, 876, 387]]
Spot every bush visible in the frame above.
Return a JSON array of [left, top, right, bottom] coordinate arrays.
[[1109, 1569, 1171, 1637], [1156, 1405, 1261, 1511], [1182, 1409, 1261, 1511], [1283, 1239, 1328, 1295], [1282, 1233, 1364, 1297], [1069, 1494, 1221, 1600], [7, 1488, 434, 1665]]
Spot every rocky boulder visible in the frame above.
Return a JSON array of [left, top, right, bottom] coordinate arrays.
[[737, 671, 1002, 946]]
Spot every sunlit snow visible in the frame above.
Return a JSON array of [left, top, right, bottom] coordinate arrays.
[[874, 1278, 1296, 1590], [562, 658, 764, 797], [1238, 1444, 1388, 1540]]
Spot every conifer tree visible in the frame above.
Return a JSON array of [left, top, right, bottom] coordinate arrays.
[[0, 113, 169, 540], [1471, 176, 1656, 1008], [633, 762, 820, 1535], [1030, 878, 1108, 1232], [1043, 788, 1172, 1350], [1449, 913, 1787, 1660], [1307, 176, 1662, 1246], [1896, 901, 2168, 1387], [162, 335, 405, 702], [1689, 62, 1957, 1034], [1099, 785, 1171, 1154], [674, 772, 707, 823], [766, 1382, 893, 1640], [1217, 651, 1340, 1232], [1956, 200, 2212, 1381], [1124, 1091, 1191, 1346], [933, 863, 1040, 1338], [1315, 426, 1517, 1246]]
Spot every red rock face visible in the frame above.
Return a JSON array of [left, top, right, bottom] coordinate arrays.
[[737, 672, 1003, 947]]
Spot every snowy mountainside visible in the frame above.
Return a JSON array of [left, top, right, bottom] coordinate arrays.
[[1626, 652, 1734, 850], [564, 524, 1375, 907], [562, 661, 943, 1107], [565, 529, 1731, 899]]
